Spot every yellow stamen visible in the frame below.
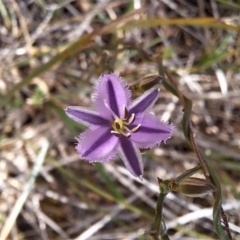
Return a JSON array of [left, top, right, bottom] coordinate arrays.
[[111, 108, 140, 137], [115, 122, 121, 130], [127, 113, 135, 125], [123, 105, 129, 120]]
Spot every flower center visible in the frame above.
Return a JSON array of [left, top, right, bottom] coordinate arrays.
[[110, 106, 141, 137]]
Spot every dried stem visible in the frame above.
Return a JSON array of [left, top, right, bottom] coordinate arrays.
[[189, 121, 209, 178]]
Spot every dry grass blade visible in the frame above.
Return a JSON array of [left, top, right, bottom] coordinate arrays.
[[0, 0, 239, 239], [0, 139, 49, 240]]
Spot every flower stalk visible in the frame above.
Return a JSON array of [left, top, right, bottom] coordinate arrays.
[[158, 56, 232, 239]]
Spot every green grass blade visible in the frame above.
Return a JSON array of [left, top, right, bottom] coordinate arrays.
[[0, 0, 11, 29], [95, 163, 125, 202]]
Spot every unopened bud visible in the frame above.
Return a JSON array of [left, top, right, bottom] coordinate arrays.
[[130, 75, 163, 97], [138, 75, 163, 91], [170, 177, 215, 198]]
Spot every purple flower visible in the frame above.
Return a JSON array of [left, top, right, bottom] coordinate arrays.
[[65, 73, 174, 177]]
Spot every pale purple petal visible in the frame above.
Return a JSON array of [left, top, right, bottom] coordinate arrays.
[[129, 88, 160, 114], [93, 73, 131, 118], [65, 72, 174, 178], [65, 106, 110, 126], [130, 113, 174, 148], [118, 137, 143, 177], [77, 127, 119, 162]]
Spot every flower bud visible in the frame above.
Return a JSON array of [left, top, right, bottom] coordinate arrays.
[[170, 177, 215, 198], [130, 75, 163, 97]]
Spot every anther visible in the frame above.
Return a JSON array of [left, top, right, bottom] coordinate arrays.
[[123, 106, 129, 120], [111, 130, 121, 135], [131, 124, 141, 133], [127, 113, 135, 124]]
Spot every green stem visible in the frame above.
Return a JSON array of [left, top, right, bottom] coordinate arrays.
[[153, 193, 170, 240], [150, 180, 170, 240], [157, 57, 232, 239]]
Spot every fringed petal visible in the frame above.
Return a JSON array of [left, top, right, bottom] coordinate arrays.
[[77, 127, 119, 162], [118, 137, 143, 177], [130, 113, 174, 148], [65, 106, 110, 126], [129, 88, 160, 114], [93, 73, 131, 118]]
